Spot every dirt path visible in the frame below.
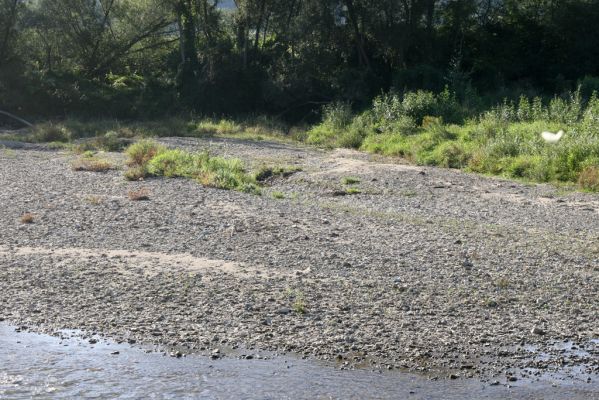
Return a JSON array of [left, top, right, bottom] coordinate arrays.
[[0, 138, 597, 384]]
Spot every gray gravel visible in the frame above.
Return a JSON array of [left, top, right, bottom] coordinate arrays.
[[0, 138, 597, 383]]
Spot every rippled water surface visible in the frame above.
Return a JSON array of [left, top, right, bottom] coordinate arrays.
[[0, 324, 596, 399]]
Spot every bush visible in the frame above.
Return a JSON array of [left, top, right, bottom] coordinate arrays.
[[125, 140, 166, 167]]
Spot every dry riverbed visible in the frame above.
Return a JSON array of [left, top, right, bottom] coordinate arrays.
[[0, 137, 598, 386]]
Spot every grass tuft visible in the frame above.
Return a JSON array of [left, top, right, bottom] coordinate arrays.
[[124, 141, 260, 193], [128, 188, 150, 201], [72, 157, 114, 172], [20, 213, 34, 224], [342, 176, 361, 185], [125, 139, 166, 167], [124, 165, 148, 181]]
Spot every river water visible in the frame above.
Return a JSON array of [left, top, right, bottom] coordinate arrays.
[[0, 324, 596, 399]]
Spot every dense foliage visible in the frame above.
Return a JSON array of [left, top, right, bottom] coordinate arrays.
[[3, 0, 599, 120]]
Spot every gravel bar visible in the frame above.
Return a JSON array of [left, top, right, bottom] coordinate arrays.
[[0, 138, 597, 382]]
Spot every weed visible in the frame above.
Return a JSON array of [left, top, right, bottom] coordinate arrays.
[[345, 187, 362, 195], [293, 297, 307, 314], [286, 288, 307, 314], [20, 213, 34, 224], [139, 148, 259, 193], [72, 157, 114, 172], [342, 177, 361, 185], [128, 188, 150, 201], [271, 191, 285, 199], [125, 140, 166, 167]]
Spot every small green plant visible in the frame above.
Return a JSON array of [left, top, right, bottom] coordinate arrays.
[[271, 191, 285, 199], [285, 289, 307, 314], [293, 297, 307, 314], [341, 177, 360, 185], [345, 187, 362, 195]]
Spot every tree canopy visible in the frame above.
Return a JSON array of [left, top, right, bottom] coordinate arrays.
[[2, 0, 599, 119]]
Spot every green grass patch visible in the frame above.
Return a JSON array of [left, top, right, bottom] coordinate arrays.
[[271, 191, 285, 199], [124, 140, 260, 194], [345, 187, 362, 195], [342, 176, 360, 185]]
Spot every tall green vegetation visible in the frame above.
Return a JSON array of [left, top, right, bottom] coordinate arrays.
[[123, 140, 260, 193], [3, 1, 599, 120], [307, 87, 599, 190]]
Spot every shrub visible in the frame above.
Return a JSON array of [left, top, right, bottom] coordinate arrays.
[[33, 123, 72, 142], [125, 140, 166, 167], [146, 149, 190, 177], [401, 90, 438, 124]]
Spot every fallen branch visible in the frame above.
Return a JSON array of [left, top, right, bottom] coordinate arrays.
[[0, 110, 33, 128]]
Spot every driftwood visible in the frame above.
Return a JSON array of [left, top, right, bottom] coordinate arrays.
[[0, 110, 33, 128]]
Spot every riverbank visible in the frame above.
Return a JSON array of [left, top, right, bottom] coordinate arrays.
[[0, 137, 597, 384]]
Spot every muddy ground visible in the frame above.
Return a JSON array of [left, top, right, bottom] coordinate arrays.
[[0, 137, 597, 385]]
